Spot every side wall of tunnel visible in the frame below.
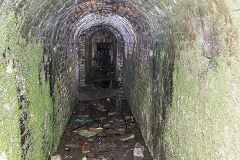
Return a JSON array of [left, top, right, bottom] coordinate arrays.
[[126, 1, 240, 160], [0, 0, 240, 160], [0, 0, 81, 159]]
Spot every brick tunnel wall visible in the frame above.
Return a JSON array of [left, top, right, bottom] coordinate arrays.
[[0, 0, 240, 160]]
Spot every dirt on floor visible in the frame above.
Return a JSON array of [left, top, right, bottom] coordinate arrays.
[[52, 97, 153, 160]]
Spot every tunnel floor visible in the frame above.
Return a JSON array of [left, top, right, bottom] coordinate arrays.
[[53, 95, 153, 160]]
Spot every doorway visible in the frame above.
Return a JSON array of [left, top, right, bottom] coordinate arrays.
[[85, 30, 117, 89]]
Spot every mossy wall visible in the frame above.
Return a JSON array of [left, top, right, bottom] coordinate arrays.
[[1, 0, 240, 160], [164, 1, 240, 159], [0, 0, 78, 159], [122, 0, 240, 160]]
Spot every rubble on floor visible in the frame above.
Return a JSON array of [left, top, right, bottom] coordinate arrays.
[[52, 98, 152, 160]]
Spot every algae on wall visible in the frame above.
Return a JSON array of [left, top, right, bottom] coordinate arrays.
[[164, 40, 240, 159], [0, 2, 62, 159], [163, 0, 240, 159], [0, 12, 25, 160], [122, 0, 240, 159]]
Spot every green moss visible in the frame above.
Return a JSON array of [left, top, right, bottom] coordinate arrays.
[[0, 7, 62, 160], [164, 35, 240, 159], [51, 78, 62, 152], [0, 12, 23, 160]]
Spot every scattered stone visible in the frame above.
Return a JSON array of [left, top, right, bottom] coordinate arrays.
[[108, 112, 119, 116], [64, 144, 81, 149], [88, 138, 95, 142], [64, 155, 72, 159], [130, 116, 134, 122], [106, 129, 116, 135], [64, 147, 70, 151], [98, 116, 106, 120], [97, 132, 107, 137], [79, 130, 96, 138], [117, 128, 125, 135], [89, 127, 103, 134], [133, 143, 145, 160], [79, 107, 85, 112], [120, 134, 135, 142], [82, 143, 90, 153], [97, 104, 107, 112], [108, 120, 115, 124], [51, 155, 62, 160], [97, 108, 107, 112], [103, 123, 110, 128], [79, 114, 90, 118], [122, 144, 128, 149], [75, 118, 93, 123], [72, 126, 88, 133], [90, 123, 99, 128], [97, 154, 105, 159], [97, 104, 105, 108], [98, 143, 117, 153], [87, 152, 96, 158], [125, 115, 133, 121], [127, 122, 136, 128], [115, 119, 124, 123]]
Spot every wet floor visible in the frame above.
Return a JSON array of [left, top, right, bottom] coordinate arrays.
[[52, 97, 153, 160]]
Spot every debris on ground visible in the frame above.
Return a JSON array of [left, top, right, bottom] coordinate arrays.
[[75, 118, 93, 123], [82, 156, 87, 160], [98, 116, 106, 120], [105, 129, 116, 135], [97, 132, 107, 137], [108, 120, 114, 124], [53, 99, 153, 159], [82, 143, 90, 153], [98, 142, 117, 153], [51, 155, 62, 160], [86, 152, 96, 158], [64, 144, 81, 149], [89, 127, 103, 134], [103, 123, 110, 128], [79, 130, 97, 138], [64, 147, 70, 151], [125, 115, 134, 121], [122, 144, 128, 149], [108, 112, 119, 116], [120, 134, 135, 142], [64, 155, 72, 159], [117, 128, 125, 135], [133, 143, 145, 159], [72, 126, 88, 133], [79, 115, 90, 118], [96, 104, 107, 112]]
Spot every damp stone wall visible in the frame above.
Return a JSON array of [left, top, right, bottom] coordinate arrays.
[[0, 0, 79, 159], [122, 0, 240, 160], [0, 0, 240, 160]]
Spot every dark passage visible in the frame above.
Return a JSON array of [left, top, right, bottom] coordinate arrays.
[[85, 30, 117, 89], [2, 0, 239, 160], [53, 26, 152, 159], [95, 42, 112, 74], [54, 97, 153, 160]]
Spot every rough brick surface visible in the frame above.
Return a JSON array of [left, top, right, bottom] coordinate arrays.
[[0, 0, 240, 160]]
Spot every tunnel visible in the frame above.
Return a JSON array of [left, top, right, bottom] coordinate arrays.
[[0, 0, 240, 160]]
